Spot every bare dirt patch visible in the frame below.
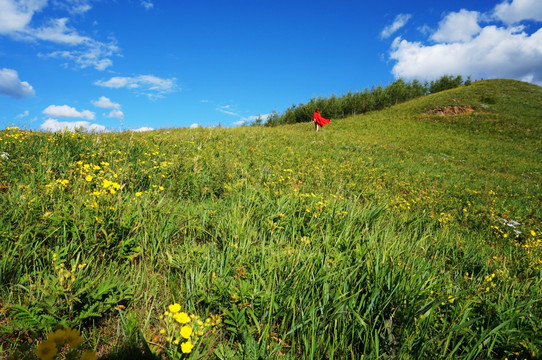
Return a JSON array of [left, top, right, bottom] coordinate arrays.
[[424, 105, 475, 116]]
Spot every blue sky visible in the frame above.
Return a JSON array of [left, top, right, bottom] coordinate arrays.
[[1, 0, 541, 132]]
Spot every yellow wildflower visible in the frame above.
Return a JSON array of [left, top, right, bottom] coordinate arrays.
[[135, 192, 143, 197], [180, 325, 192, 339], [79, 350, 98, 360], [174, 312, 190, 324], [65, 327, 84, 348], [85, 175, 93, 182], [181, 341, 194, 353], [36, 341, 57, 360], [47, 328, 66, 345], [531, 230, 537, 236], [169, 303, 181, 314]]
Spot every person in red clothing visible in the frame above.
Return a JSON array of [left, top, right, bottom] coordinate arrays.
[[313, 109, 330, 132]]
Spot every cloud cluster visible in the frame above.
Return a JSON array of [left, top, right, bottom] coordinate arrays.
[[0, 68, 35, 98], [430, 9, 481, 42], [1, 0, 118, 70], [94, 75, 178, 99], [40, 119, 107, 132], [92, 96, 124, 119], [387, 0, 542, 85], [43, 104, 95, 119], [493, 0, 542, 24], [132, 126, 154, 132]]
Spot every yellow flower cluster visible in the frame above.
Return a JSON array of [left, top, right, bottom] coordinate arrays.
[[160, 303, 221, 355], [34, 327, 96, 360], [77, 161, 123, 196]]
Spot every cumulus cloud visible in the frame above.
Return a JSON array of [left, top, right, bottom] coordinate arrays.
[[388, 2, 542, 85], [431, 10, 481, 42], [0, 68, 35, 98], [91, 96, 124, 119], [108, 109, 124, 119], [381, 14, 412, 39], [1, 0, 118, 70], [32, 17, 89, 45], [493, 0, 542, 24], [43, 104, 95, 119], [391, 27, 542, 84], [94, 75, 178, 98], [92, 96, 121, 109], [0, 0, 47, 34], [190, 123, 200, 128], [132, 127, 154, 132], [40, 118, 107, 132]]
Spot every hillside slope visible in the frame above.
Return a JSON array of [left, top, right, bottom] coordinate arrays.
[[1, 79, 541, 359]]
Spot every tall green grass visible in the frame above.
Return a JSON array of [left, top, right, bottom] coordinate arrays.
[[1, 79, 541, 359]]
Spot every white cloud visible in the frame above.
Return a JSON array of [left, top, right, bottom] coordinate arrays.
[[40, 38, 119, 71], [232, 120, 246, 126], [0, 0, 47, 34], [1, 1, 118, 70], [390, 26, 542, 84], [43, 104, 95, 119], [388, 3, 542, 86], [0, 68, 35, 98], [32, 17, 89, 45], [56, 0, 92, 15], [494, 0, 542, 24], [217, 105, 239, 116], [92, 96, 121, 109], [190, 123, 200, 128], [16, 110, 29, 118], [108, 109, 124, 119], [94, 75, 178, 98], [431, 10, 481, 42], [381, 14, 412, 39], [40, 118, 107, 132], [132, 127, 154, 132], [141, 1, 154, 10]]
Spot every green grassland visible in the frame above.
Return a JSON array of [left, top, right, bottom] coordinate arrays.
[[1, 79, 541, 359]]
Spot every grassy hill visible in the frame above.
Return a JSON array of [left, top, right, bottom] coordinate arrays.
[[1, 79, 541, 359]]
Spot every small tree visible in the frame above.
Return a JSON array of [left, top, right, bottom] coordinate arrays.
[[429, 75, 463, 94]]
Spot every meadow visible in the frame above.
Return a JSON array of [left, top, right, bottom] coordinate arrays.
[[1, 79, 541, 359]]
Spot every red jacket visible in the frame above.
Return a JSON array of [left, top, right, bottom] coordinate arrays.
[[313, 111, 330, 126]]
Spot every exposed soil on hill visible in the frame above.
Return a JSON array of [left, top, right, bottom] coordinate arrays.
[[424, 105, 475, 116]]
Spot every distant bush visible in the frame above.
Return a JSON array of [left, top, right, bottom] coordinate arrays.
[[429, 75, 464, 94], [265, 75, 467, 126]]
